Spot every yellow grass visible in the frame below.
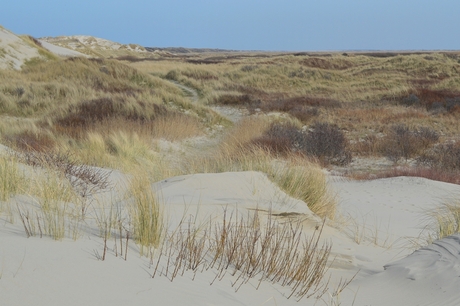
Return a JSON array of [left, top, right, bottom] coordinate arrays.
[[2, 49, 459, 240], [127, 169, 163, 256], [0, 154, 24, 202], [428, 199, 460, 242]]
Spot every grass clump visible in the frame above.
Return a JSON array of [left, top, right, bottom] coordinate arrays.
[[428, 199, 460, 242], [183, 118, 338, 219], [270, 156, 336, 219], [0, 154, 24, 202], [186, 144, 336, 219], [154, 210, 332, 301], [127, 170, 163, 256], [33, 174, 76, 240]]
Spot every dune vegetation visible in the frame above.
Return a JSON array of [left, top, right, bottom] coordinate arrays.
[[2, 47, 460, 303], [129, 51, 460, 179]]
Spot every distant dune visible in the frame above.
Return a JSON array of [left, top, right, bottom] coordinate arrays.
[[0, 25, 85, 70]]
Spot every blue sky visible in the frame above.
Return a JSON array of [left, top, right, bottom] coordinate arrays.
[[2, 1, 459, 51]]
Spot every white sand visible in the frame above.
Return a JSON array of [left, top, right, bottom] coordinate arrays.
[[1, 163, 460, 305], [0, 27, 41, 69], [38, 39, 87, 57], [0, 26, 86, 70]]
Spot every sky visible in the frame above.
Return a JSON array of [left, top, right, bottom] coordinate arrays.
[[1, 0, 459, 51]]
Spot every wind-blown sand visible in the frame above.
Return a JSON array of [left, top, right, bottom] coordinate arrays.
[[1, 165, 460, 305]]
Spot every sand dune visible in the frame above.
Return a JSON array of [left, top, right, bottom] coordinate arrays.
[[1, 162, 460, 305]]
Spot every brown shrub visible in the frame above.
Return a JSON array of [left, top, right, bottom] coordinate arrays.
[[300, 122, 352, 165], [55, 97, 169, 127], [287, 107, 319, 123], [250, 136, 292, 155], [250, 123, 299, 155], [397, 89, 460, 112], [380, 124, 439, 162], [5, 130, 56, 152], [214, 94, 252, 106], [53, 97, 171, 139], [418, 142, 460, 171], [251, 122, 352, 165]]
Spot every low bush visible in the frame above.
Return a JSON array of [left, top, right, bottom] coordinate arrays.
[[381, 124, 439, 163], [251, 123, 301, 155], [252, 122, 352, 165], [4, 130, 56, 152], [53, 96, 173, 139], [418, 142, 460, 171], [299, 122, 352, 165], [398, 89, 460, 113], [213, 94, 252, 106]]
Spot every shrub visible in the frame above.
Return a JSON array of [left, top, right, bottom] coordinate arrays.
[[252, 122, 351, 165], [288, 106, 319, 123], [251, 123, 301, 155], [299, 122, 352, 165], [446, 97, 460, 112], [4, 130, 56, 152], [165, 69, 180, 80], [400, 94, 420, 107], [381, 124, 439, 163], [213, 94, 252, 106], [417, 142, 460, 170], [53, 97, 171, 139]]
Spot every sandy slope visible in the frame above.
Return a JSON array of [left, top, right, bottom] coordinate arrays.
[[0, 26, 86, 70], [38, 39, 87, 57], [1, 162, 460, 305], [0, 27, 41, 69], [329, 177, 460, 305]]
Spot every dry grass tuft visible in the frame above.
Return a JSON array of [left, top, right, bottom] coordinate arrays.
[[149, 114, 204, 141], [154, 209, 332, 301], [127, 170, 163, 256], [427, 199, 460, 243], [0, 154, 24, 202]]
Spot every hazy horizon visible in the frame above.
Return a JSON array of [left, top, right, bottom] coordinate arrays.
[[2, 1, 459, 52]]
